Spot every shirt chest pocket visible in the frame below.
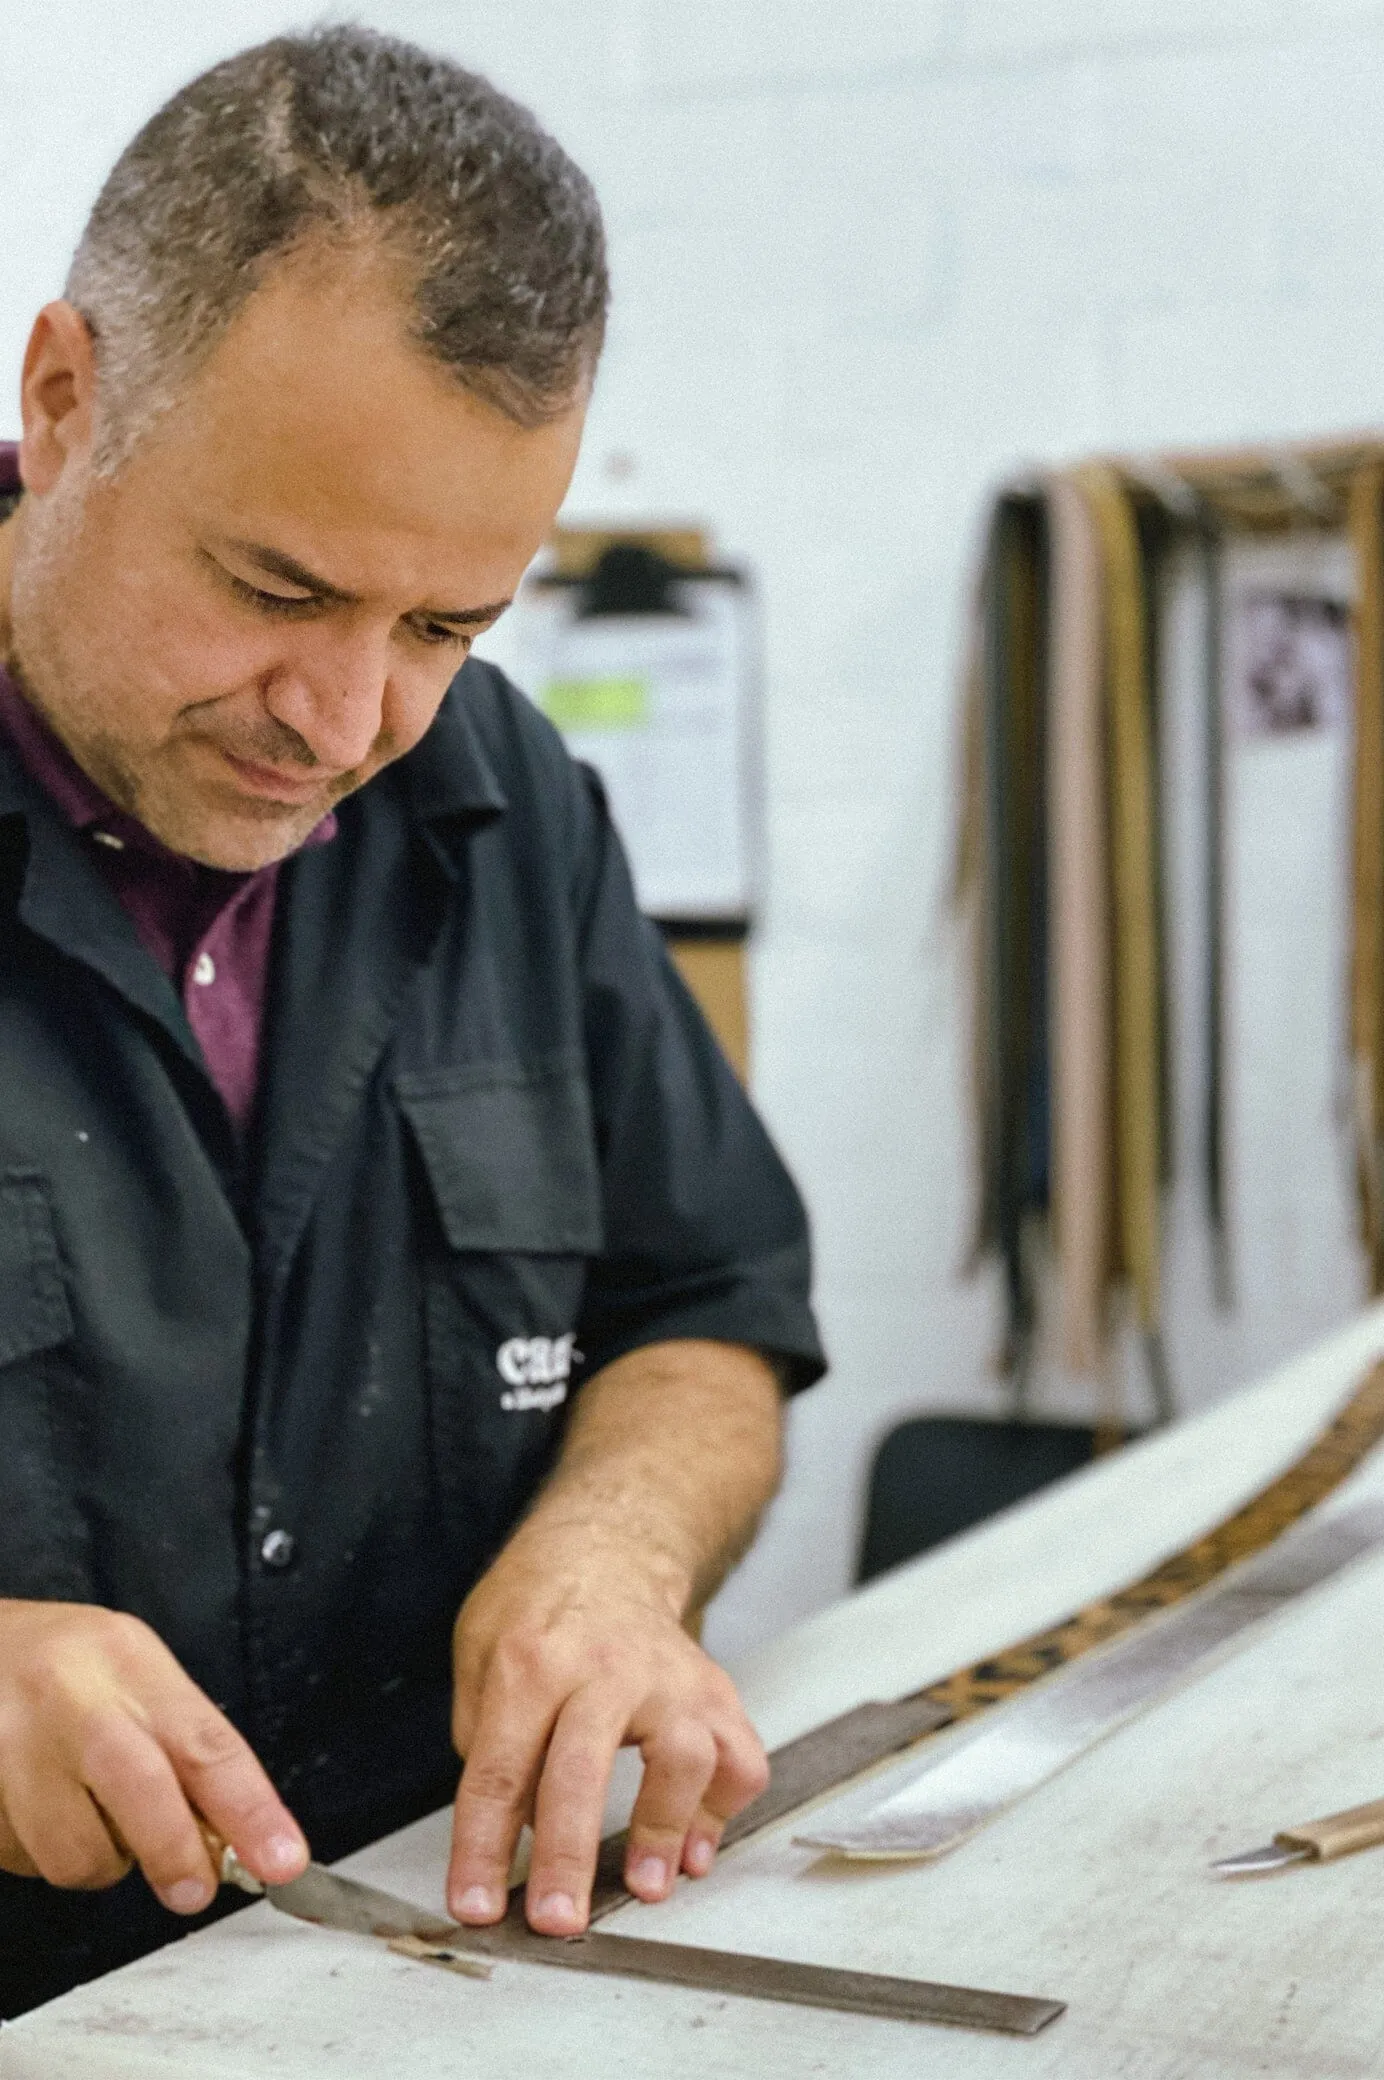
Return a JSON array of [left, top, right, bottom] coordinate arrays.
[[395, 1058, 603, 1558], [0, 1170, 88, 1600], [0, 1170, 75, 1370]]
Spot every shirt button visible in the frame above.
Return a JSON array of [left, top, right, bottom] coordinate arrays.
[[259, 1529, 296, 1570], [191, 952, 217, 987]]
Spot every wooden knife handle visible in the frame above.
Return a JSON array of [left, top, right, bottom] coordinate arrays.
[[197, 1821, 265, 1895], [1278, 1797, 1384, 1862]]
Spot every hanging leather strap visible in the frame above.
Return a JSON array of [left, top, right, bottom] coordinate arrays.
[[955, 519, 999, 1273], [1046, 473, 1114, 1377], [968, 492, 1049, 1380], [1076, 464, 1162, 1333], [1349, 459, 1384, 1289]]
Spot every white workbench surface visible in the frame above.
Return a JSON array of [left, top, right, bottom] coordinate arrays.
[[9, 1304, 1384, 2079]]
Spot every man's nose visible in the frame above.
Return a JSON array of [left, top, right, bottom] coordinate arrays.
[[262, 622, 393, 773]]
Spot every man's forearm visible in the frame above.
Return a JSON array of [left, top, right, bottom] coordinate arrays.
[[505, 1338, 785, 1617]]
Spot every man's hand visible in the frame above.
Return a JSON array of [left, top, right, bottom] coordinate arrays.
[[0, 1600, 308, 1912], [446, 1339, 784, 1936], [446, 1527, 769, 1934]]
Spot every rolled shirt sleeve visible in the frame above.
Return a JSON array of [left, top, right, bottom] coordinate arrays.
[[569, 763, 827, 1395]]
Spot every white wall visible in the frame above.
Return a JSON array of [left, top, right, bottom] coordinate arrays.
[[6, 1, 1384, 1658]]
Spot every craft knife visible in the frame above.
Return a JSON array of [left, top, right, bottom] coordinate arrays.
[[213, 1839, 492, 1978], [1212, 1795, 1384, 1876]]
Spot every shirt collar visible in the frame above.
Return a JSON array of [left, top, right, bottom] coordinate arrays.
[[396, 665, 509, 824], [0, 668, 129, 833]]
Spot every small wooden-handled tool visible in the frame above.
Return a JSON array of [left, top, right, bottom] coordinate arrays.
[[1212, 1797, 1384, 1876]]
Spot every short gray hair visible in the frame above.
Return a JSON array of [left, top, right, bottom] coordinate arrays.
[[65, 25, 608, 471]]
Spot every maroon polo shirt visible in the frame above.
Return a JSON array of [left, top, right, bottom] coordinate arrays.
[[0, 441, 335, 1129]]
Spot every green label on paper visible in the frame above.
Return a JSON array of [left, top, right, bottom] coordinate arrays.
[[541, 676, 649, 731]]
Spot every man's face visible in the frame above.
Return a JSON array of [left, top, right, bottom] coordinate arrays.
[[0, 255, 585, 869]]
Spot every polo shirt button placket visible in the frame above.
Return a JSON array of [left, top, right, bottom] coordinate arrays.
[[191, 950, 217, 987]]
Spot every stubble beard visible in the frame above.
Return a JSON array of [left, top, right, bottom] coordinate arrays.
[[7, 482, 343, 869]]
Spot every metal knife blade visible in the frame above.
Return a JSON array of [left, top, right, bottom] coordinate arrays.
[[1211, 1789, 1384, 1875], [218, 1845, 489, 1973], [1211, 1841, 1312, 1876]]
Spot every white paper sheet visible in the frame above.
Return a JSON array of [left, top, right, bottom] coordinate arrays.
[[513, 575, 758, 921]]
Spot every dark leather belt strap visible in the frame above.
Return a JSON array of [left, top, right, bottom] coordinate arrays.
[[1350, 461, 1384, 1286]]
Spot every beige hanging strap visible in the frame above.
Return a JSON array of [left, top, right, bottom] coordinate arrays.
[[1075, 463, 1161, 1333], [1046, 473, 1115, 1377], [1349, 460, 1384, 1288]]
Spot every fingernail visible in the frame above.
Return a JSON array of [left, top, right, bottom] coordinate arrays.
[[686, 1835, 714, 1877], [630, 1854, 668, 1896], [455, 1884, 500, 1921], [264, 1833, 306, 1877], [533, 1891, 580, 1930], [164, 1877, 212, 1914]]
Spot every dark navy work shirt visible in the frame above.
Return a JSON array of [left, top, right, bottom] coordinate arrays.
[[0, 589, 825, 2014]]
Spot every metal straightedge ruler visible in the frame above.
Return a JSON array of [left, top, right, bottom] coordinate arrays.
[[449, 1914, 1063, 2036]]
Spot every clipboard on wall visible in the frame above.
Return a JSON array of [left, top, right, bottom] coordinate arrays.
[[514, 527, 762, 1079]]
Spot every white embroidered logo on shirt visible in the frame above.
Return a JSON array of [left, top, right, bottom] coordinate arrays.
[[497, 1332, 577, 1413]]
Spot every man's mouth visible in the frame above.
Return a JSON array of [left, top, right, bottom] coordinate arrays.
[[219, 750, 331, 807]]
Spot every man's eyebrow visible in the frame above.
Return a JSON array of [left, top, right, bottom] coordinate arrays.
[[222, 541, 512, 624]]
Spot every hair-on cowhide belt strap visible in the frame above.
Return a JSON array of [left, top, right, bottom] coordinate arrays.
[[571, 1356, 1384, 1923]]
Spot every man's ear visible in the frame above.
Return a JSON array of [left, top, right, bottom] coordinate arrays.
[[18, 302, 98, 494]]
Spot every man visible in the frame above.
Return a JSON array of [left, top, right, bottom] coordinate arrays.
[[0, 28, 823, 2016]]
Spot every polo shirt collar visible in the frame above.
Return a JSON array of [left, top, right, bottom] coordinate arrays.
[[397, 668, 508, 825], [0, 672, 111, 828], [0, 714, 52, 823]]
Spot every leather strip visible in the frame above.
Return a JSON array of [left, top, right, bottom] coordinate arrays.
[[1349, 461, 1384, 1288], [985, 494, 1049, 1380], [1196, 512, 1232, 1309], [916, 1355, 1384, 1720], [1046, 473, 1114, 1376], [1075, 463, 1162, 1332], [955, 530, 997, 1272], [563, 1359, 1384, 1930]]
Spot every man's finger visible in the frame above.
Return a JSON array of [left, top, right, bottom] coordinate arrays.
[[661, 1720, 770, 1886], [525, 1691, 631, 1931], [680, 1803, 726, 1878], [0, 1793, 41, 1879], [623, 1714, 719, 1903], [78, 1712, 220, 1913], [447, 1676, 558, 1924], [4, 1763, 131, 1892], [153, 1685, 306, 1887]]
